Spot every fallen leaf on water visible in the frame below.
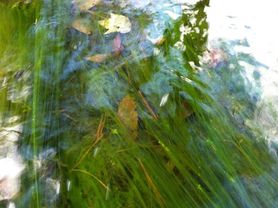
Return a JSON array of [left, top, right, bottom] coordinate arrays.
[[99, 13, 131, 34], [117, 95, 138, 138], [71, 18, 92, 35], [74, 0, 101, 11], [85, 54, 110, 63]]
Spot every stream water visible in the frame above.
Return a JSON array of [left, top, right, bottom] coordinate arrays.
[[0, 0, 277, 207], [207, 0, 278, 154]]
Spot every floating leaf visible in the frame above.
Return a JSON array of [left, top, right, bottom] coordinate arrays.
[[71, 18, 92, 35], [117, 95, 138, 138], [85, 54, 110, 63], [74, 0, 101, 11], [99, 13, 131, 34]]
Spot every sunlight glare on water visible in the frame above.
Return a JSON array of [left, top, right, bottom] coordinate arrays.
[[208, 0, 278, 97]]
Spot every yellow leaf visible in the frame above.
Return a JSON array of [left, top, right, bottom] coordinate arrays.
[[71, 18, 92, 35], [74, 0, 101, 11], [117, 95, 138, 138], [99, 13, 131, 34], [85, 54, 110, 63]]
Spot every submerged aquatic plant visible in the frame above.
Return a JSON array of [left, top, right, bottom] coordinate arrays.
[[0, 0, 277, 207]]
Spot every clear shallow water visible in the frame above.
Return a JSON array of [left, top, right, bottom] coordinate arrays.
[[0, 0, 278, 207], [208, 0, 278, 97], [207, 0, 278, 152]]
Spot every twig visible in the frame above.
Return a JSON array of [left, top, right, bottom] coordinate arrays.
[[138, 90, 159, 120], [72, 168, 109, 191], [138, 159, 165, 207], [71, 115, 106, 170]]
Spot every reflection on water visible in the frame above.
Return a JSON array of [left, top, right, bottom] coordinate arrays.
[[0, 0, 278, 207], [207, 0, 278, 154]]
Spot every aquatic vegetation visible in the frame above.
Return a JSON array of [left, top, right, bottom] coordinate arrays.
[[0, 0, 277, 207]]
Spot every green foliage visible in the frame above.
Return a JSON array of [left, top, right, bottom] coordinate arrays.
[[0, 0, 277, 208]]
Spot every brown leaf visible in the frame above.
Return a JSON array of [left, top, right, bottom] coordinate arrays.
[[117, 95, 138, 138], [74, 0, 101, 11], [71, 18, 92, 35], [85, 54, 110, 63]]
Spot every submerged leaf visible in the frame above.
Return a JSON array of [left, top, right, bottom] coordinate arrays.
[[74, 0, 101, 11], [99, 13, 131, 34], [71, 18, 92, 35], [85, 54, 110, 63], [117, 95, 138, 138]]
